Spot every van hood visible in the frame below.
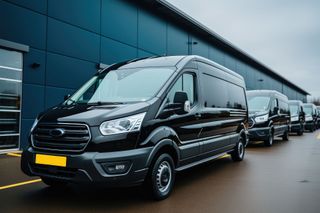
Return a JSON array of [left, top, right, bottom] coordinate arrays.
[[249, 110, 269, 118], [38, 102, 150, 126]]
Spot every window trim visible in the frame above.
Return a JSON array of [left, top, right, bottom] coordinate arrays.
[[156, 69, 199, 117]]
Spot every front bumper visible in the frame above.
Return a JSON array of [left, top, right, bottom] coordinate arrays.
[[21, 147, 153, 187], [248, 127, 270, 141], [290, 122, 303, 132], [305, 121, 315, 130]]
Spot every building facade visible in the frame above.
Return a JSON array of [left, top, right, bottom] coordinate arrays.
[[0, 0, 308, 151]]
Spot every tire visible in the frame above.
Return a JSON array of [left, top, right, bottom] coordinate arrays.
[[264, 130, 274, 147], [41, 177, 68, 188], [231, 138, 245, 161], [147, 153, 175, 200], [282, 130, 289, 141]]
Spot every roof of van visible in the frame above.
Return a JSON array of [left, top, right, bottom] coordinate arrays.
[[288, 100, 303, 104], [247, 90, 288, 99], [303, 103, 316, 107]]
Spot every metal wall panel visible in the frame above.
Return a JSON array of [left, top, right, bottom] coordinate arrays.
[[101, 0, 137, 46], [0, 0, 46, 49], [167, 24, 189, 55], [100, 37, 137, 64], [48, 0, 100, 33], [47, 18, 100, 62], [46, 52, 96, 89], [138, 9, 167, 55]]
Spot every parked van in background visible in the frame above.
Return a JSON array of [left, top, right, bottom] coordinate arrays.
[[288, 100, 305, 135], [247, 90, 290, 146], [303, 103, 317, 132], [317, 106, 320, 129], [21, 55, 248, 200]]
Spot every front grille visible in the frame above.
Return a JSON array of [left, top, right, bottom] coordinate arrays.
[[248, 118, 255, 128], [31, 123, 91, 152]]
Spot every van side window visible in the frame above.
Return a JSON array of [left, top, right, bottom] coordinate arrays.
[[166, 73, 196, 106], [201, 73, 246, 110]]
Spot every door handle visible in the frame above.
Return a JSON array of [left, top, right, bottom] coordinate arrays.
[[195, 113, 202, 118]]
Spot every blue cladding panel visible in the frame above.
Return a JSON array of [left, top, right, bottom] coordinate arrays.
[[0, 1, 46, 49], [47, 18, 100, 62], [46, 52, 96, 89], [20, 119, 34, 150], [48, 0, 100, 33], [45, 86, 76, 109], [101, 37, 137, 64], [167, 24, 188, 55], [5, 0, 47, 14], [23, 48, 46, 85], [209, 47, 225, 66], [191, 38, 208, 58], [138, 9, 166, 55], [21, 84, 45, 119], [138, 49, 155, 58], [101, 0, 137, 46], [224, 54, 236, 71]]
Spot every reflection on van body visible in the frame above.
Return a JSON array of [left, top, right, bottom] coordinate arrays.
[[21, 55, 248, 200]]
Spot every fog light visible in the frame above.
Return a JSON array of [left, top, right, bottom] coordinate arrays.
[[101, 161, 131, 175]]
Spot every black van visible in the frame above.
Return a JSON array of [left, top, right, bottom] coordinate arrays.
[[317, 106, 320, 129], [247, 90, 290, 146], [21, 55, 248, 200], [303, 103, 317, 132], [288, 100, 305, 135]]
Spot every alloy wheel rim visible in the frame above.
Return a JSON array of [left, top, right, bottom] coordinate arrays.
[[238, 142, 244, 158], [156, 161, 172, 193]]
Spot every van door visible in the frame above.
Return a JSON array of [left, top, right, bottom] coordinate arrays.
[[197, 70, 232, 155], [158, 71, 202, 160]]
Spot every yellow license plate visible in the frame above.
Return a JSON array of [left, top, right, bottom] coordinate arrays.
[[35, 154, 67, 167]]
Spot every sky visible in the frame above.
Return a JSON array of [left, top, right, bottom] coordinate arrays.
[[167, 0, 320, 99]]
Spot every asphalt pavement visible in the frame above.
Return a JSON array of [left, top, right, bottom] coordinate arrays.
[[1, 131, 320, 213]]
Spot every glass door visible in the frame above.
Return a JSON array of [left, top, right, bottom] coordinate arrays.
[[0, 48, 22, 150]]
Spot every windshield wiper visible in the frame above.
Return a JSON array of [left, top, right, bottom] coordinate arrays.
[[87, 101, 125, 105]]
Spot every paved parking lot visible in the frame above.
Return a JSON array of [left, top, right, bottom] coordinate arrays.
[[1, 131, 320, 213]]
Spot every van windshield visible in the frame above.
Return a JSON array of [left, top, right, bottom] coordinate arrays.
[[304, 107, 313, 115], [248, 96, 270, 112], [64, 67, 175, 105], [289, 105, 299, 116]]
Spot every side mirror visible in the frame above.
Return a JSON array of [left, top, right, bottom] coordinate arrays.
[[273, 106, 279, 115], [64, 94, 71, 101], [173, 91, 190, 114], [161, 91, 190, 118]]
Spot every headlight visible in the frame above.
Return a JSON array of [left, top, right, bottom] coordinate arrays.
[[30, 118, 38, 133], [254, 114, 268, 124], [305, 116, 312, 121], [99, 113, 146, 135], [291, 116, 299, 122]]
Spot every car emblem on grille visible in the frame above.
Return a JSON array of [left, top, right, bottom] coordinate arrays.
[[49, 128, 65, 137]]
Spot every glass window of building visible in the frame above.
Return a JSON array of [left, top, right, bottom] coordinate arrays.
[[0, 48, 22, 150]]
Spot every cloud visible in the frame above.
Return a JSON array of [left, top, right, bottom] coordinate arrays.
[[167, 0, 320, 98]]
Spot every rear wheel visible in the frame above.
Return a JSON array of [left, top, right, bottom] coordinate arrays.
[[264, 130, 274, 147], [147, 153, 175, 200], [41, 177, 68, 188], [231, 138, 245, 161]]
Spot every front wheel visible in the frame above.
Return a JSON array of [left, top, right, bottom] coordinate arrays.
[[231, 138, 245, 161], [147, 153, 175, 200], [264, 130, 274, 147]]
